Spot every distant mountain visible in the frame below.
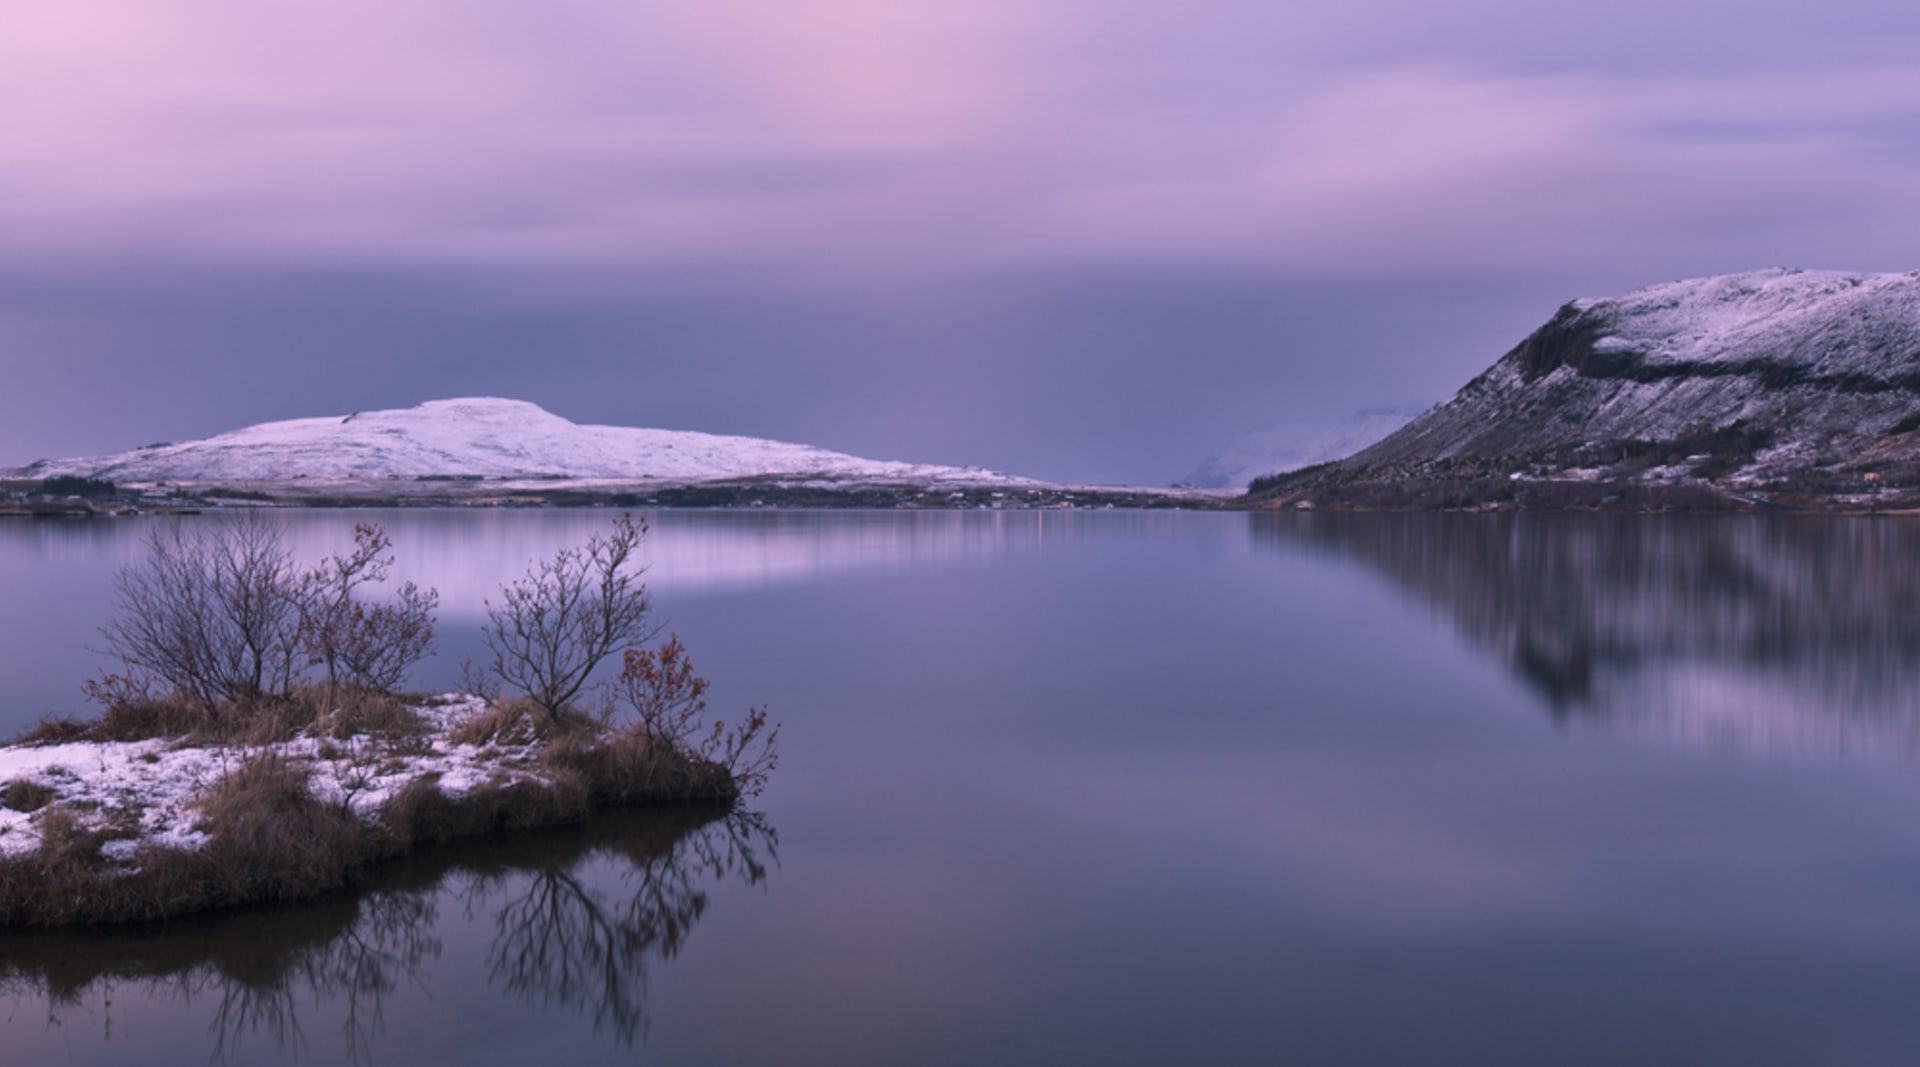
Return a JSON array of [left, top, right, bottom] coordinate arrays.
[[11, 398, 1035, 491], [1183, 408, 1420, 489], [1250, 269, 1920, 511]]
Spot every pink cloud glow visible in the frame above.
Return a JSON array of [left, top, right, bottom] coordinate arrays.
[[2, 3, 1918, 275]]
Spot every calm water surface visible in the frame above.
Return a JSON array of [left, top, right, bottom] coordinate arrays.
[[3, 510, 1920, 1064]]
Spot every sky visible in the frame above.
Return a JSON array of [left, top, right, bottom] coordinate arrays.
[[4, 2, 1920, 484]]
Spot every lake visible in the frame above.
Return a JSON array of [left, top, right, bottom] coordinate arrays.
[[5, 509, 1920, 1065]]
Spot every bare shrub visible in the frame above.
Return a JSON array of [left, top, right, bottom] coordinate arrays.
[[482, 515, 659, 718], [101, 512, 307, 716], [700, 705, 779, 799], [612, 635, 709, 748], [612, 635, 779, 798], [297, 524, 438, 725], [533, 635, 779, 804], [92, 516, 438, 734]]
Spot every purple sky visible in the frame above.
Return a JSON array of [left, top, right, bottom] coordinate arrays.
[[6, 1, 1920, 483]]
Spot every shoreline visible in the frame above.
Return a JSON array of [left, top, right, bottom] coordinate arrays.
[[0, 694, 743, 929]]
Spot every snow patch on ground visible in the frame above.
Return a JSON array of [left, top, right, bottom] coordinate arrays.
[[0, 695, 536, 861], [1575, 268, 1920, 373]]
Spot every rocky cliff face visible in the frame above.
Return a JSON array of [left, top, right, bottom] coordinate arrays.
[[1252, 269, 1920, 510]]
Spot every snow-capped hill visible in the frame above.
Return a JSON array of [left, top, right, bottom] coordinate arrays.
[[15, 397, 1034, 488], [1184, 408, 1420, 489], [1253, 268, 1920, 509]]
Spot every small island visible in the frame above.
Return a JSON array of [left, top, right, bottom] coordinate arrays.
[[0, 514, 775, 929]]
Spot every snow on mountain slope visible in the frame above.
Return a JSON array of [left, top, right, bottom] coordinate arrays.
[[14, 398, 1035, 487], [1254, 268, 1920, 505], [1184, 408, 1419, 488]]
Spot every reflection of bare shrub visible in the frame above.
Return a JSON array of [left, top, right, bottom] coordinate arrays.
[[202, 888, 442, 1065], [0, 809, 776, 1062], [483, 811, 778, 1045]]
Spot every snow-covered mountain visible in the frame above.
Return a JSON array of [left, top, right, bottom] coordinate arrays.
[[1253, 268, 1920, 509], [1184, 408, 1419, 489], [12, 398, 1035, 490]]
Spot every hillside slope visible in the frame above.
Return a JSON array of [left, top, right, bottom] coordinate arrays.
[[12, 398, 1034, 490], [1251, 269, 1920, 511], [1183, 408, 1419, 489]]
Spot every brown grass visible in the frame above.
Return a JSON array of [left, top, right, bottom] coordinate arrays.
[[447, 697, 596, 746], [323, 688, 429, 741], [1, 779, 55, 813], [190, 752, 373, 903], [0, 741, 724, 930], [13, 716, 93, 746], [0, 689, 755, 929], [0, 755, 385, 928], [13, 690, 301, 747], [379, 773, 591, 851], [540, 728, 735, 806]]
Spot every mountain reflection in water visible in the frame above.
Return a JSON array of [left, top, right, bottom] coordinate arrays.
[[0, 808, 776, 1063], [1255, 512, 1920, 759]]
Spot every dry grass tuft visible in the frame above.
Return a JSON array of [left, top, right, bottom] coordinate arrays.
[[93, 693, 219, 742], [1, 779, 55, 813], [15, 692, 300, 747], [191, 752, 375, 903], [380, 773, 590, 850], [323, 688, 429, 741], [540, 728, 735, 806], [13, 716, 93, 746], [448, 697, 595, 747]]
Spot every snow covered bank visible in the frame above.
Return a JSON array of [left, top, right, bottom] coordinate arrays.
[[0, 694, 748, 928]]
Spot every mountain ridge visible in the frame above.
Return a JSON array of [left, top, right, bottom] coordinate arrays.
[[10, 397, 1036, 489], [1250, 268, 1920, 512]]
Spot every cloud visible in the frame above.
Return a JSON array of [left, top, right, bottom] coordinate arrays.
[[3, 4, 1918, 276]]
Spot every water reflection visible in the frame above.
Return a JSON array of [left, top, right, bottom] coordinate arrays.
[[0, 808, 776, 1063], [1255, 512, 1920, 759], [274, 509, 1051, 614], [0, 508, 1067, 732]]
